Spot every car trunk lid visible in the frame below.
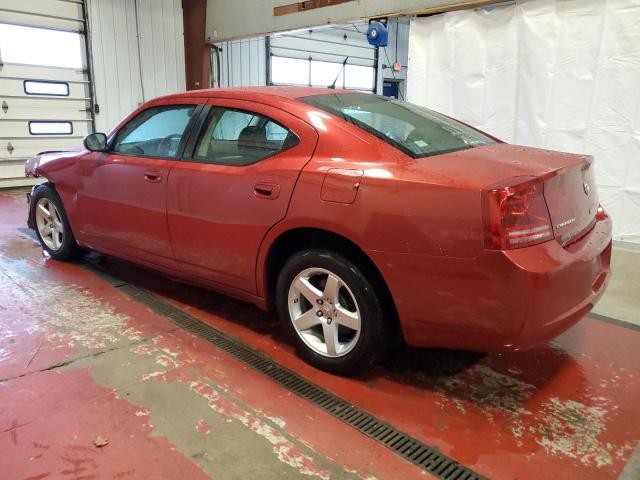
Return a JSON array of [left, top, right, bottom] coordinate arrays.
[[543, 157, 599, 246], [380, 143, 600, 249]]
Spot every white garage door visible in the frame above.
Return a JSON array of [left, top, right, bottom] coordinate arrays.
[[0, 0, 92, 188], [213, 23, 377, 91], [270, 23, 377, 91], [407, 0, 640, 243]]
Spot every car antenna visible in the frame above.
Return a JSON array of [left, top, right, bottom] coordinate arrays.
[[328, 57, 349, 89]]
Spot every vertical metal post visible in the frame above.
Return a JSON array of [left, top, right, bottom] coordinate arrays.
[[81, 0, 97, 133], [373, 46, 380, 94], [265, 36, 271, 86]]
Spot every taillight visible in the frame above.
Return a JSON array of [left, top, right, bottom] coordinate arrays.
[[596, 204, 607, 220], [483, 178, 554, 250]]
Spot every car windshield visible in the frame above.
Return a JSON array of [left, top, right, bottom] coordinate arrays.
[[300, 93, 496, 158]]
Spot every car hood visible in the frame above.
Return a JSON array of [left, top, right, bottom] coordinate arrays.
[[25, 147, 84, 177]]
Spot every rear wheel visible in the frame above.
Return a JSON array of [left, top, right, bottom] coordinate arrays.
[[32, 185, 79, 261], [276, 249, 387, 374]]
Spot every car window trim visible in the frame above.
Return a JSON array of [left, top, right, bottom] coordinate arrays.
[[180, 104, 211, 160], [180, 105, 300, 167], [107, 104, 205, 160]]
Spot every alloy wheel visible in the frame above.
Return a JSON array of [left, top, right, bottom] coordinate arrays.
[[35, 198, 64, 251], [287, 267, 361, 357]]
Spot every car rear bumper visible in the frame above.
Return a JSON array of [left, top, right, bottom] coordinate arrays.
[[367, 216, 612, 351], [500, 217, 612, 350]]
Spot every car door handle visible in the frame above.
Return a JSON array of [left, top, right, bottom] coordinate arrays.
[[144, 171, 162, 183], [254, 182, 280, 199]]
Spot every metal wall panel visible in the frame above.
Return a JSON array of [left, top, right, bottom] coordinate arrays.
[[87, 0, 186, 133], [136, 0, 186, 100], [213, 37, 267, 88], [86, 0, 143, 133]]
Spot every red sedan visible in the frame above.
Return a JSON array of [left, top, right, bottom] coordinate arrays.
[[25, 87, 612, 374]]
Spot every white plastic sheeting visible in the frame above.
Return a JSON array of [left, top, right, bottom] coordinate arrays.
[[407, 0, 640, 242]]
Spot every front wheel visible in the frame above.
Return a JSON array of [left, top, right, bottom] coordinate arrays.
[[276, 249, 387, 375], [32, 185, 80, 261]]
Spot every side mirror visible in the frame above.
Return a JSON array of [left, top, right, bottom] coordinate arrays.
[[83, 132, 108, 152]]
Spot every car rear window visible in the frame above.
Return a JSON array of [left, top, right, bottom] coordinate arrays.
[[299, 93, 496, 158]]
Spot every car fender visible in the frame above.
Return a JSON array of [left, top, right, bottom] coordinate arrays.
[[255, 215, 371, 299], [26, 149, 87, 232]]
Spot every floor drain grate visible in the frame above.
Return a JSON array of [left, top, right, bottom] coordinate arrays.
[[104, 277, 486, 480]]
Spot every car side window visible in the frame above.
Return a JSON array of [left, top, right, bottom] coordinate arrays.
[[111, 105, 196, 158], [193, 107, 299, 166]]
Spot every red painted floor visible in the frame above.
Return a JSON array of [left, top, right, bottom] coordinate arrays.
[[142, 271, 640, 479], [1, 189, 639, 479]]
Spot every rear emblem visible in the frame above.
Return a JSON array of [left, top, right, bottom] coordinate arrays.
[[583, 182, 591, 195], [557, 217, 576, 229]]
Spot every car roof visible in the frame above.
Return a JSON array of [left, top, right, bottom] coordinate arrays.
[[158, 86, 357, 104]]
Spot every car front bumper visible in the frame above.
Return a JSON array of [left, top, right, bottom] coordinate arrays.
[[367, 216, 613, 351], [26, 186, 37, 229]]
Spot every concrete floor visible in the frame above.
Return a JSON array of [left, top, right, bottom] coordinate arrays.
[[592, 245, 640, 326], [1, 188, 639, 480]]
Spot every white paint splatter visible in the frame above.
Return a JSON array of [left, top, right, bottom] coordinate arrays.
[[434, 364, 635, 468], [534, 397, 634, 467], [0, 268, 142, 350], [255, 409, 287, 429]]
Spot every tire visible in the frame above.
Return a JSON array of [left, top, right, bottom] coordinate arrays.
[[31, 184, 80, 261], [276, 249, 387, 375]]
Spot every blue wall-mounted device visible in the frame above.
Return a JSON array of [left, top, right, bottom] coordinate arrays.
[[366, 21, 389, 47]]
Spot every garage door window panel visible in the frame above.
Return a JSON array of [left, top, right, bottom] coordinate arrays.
[[271, 56, 374, 92], [311, 60, 344, 88], [344, 64, 374, 91], [0, 24, 83, 69], [29, 121, 73, 135], [193, 107, 299, 166], [24, 80, 70, 97], [111, 105, 197, 158], [270, 56, 310, 86]]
